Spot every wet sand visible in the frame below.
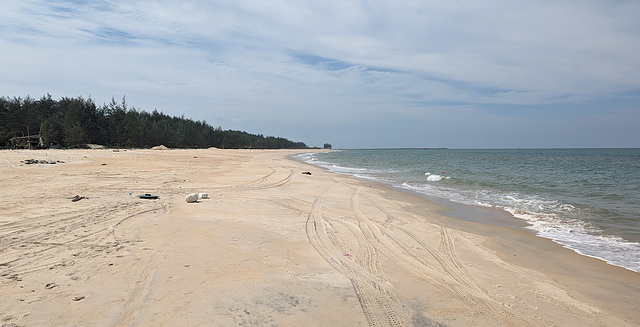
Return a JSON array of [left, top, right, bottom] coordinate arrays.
[[0, 148, 638, 326]]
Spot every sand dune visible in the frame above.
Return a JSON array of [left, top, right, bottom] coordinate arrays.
[[0, 148, 638, 326]]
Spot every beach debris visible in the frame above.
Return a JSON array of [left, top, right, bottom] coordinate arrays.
[[185, 193, 199, 203], [302, 171, 312, 175], [13, 276, 23, 282], [71, 296, 85, 301], [44, 283, 57, 289], [151, 145, 169, 150], [21, 159, 64, 165], [138, 194, 159, 199], [185, 193, 209, 203], [70, 195, 88, 202]]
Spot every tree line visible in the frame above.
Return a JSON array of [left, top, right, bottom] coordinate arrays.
[[0, 94, 308, 149]]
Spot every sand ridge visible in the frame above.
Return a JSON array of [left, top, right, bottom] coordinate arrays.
[[0, 148, 638, 326]]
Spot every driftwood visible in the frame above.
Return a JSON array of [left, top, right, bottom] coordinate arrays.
[[21, 159, 64, 165], [70, 195, 88, 202]]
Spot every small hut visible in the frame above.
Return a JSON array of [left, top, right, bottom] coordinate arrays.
[[9, 135, 44, 149]]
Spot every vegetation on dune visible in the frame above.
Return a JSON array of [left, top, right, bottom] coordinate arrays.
[[0, 94, 308, 149]]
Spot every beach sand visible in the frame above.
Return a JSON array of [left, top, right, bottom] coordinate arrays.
[[0, 148, 638, 326]]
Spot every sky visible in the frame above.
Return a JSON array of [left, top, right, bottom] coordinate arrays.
[[1, 0, 640, 149]]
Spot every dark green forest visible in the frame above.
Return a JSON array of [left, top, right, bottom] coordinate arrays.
[[0, 94, 308, 149]]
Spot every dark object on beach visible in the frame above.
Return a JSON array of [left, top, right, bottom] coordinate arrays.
[[21, 159, 64, 165], [71, 296, 85, 301], [70, 195, 88, 202], [302, 171, 312, 175], [138, 193, 159, 199]]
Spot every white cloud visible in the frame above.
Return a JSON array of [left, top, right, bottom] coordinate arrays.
[[1, 0, 639, 147]]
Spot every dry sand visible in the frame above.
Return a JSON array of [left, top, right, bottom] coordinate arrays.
[[0, 148, 638, 327]]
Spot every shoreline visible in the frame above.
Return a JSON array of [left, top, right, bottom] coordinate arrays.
[[295, 149, 640, 324], [295, 150, 640, 323], [294, 150, 640, 275], [1, 148, 638, 326]]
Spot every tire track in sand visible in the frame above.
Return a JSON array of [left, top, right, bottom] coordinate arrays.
[[354, 188, 489, 295], [208, 168, 294, 191], [352, 188, 530, 326], [0, 201, 161, 284], [111, 254, 162, 327], [305, 186, 410, 327]]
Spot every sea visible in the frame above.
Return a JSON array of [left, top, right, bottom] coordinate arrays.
[[296, 148, 640, 273]]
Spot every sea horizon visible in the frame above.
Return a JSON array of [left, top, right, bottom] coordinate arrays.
[[335, 146, 639, 150]]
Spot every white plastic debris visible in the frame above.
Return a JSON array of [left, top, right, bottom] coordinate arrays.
[[185, 193, 199, 203]]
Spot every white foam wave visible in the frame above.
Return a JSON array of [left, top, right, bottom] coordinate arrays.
[[400, 182, 471, 205], [402, 182, 640, 272], [424, 172, 450, 182], [506, 207, 640, 272], [295, 152, 319, 162], [297, 153, 390, 183]]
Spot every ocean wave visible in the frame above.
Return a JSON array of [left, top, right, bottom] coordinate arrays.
[[398, 182, 640, 272], [424, 172, 451, 182], [296, 152, 390, 180], [505, 207, 640, 272]]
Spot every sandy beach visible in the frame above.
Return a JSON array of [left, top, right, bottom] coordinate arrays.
[[0, 148, 638, 327]]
